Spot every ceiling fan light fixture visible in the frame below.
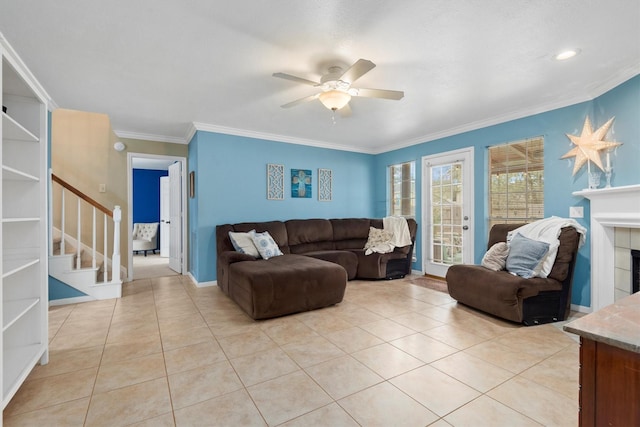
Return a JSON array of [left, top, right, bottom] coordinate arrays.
[[319, 90, 351, 111]]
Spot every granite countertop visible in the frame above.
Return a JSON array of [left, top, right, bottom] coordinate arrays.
[[564, 292, 640, 353]]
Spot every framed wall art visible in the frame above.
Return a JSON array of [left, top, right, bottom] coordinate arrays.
[[267, 163, 284, 200], [189, 171, 195, 198], [291, 169, 312, 198], [318, 168, 332, 201]]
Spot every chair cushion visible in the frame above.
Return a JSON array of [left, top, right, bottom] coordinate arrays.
[[506, 233, 549, 278], [481, 242, 509, 271]]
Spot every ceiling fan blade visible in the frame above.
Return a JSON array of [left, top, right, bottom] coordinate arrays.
[[272, 72, 320, 86], [280, 93, 320, 108], [339, 103, 352, 118], [339, 59, 375, 84], [352, 87, 404, 100]]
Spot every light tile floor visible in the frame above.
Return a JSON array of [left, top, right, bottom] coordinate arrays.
[[4, 274, 582, 426]]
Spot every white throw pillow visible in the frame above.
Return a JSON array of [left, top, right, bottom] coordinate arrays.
[[481, 242, 509, 271], [251, 231, 283, 260], [228, 230, 260, 257]]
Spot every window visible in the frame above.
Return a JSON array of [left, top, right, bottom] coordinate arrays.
[[488, 137, 544, 228], [389, 161, 415, 217]]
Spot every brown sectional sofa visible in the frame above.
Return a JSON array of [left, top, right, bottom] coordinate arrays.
[[216, 218, 417, 319]]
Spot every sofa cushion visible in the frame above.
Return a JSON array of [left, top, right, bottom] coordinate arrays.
[[229, 230, 259, 257], [233, 221, 290, 254], [252, 231, 284, 260], [506, 233, 549, 278], [286, 219, 335, 254], [304, 250, 358, 280], [331, 218, 371, 241]]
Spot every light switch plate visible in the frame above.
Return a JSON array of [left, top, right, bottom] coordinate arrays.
[[569, 206, 583, 218], [99, 184, 106, 193]]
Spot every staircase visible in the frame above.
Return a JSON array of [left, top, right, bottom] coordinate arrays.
[[49, 173, 123, 300]]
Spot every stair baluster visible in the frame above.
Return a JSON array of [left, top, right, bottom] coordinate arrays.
[[49, 173, 122, 300], [76, 198, 81, 269]]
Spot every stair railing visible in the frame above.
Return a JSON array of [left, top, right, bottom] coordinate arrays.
[[50, 172, 121, 284]]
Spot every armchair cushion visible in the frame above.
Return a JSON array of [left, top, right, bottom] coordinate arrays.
[[132, 222, 159, 254], [506, 233, 550, 278], [481, 242, 509, 271]]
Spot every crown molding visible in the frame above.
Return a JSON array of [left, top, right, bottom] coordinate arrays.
[[586, 65, 640, 99], [114, 130, 187, 144], [371, 92, 596, 154], [372, 69, 640, 154], [190, 122, 373, 154]]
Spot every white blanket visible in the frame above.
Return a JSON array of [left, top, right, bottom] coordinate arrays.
[[507, 216, 587, 278], [364, 216, 412, 255], [383, 216, 412, 247]]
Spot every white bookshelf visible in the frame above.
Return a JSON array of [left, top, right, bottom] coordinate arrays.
[[1, 33, 49, 413]]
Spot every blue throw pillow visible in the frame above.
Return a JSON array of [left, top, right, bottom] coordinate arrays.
[[251, 231, 283, 260], [506, 233, 550, 278]]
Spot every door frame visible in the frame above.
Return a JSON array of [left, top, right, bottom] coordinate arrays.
[[127, 152, 188, 281], [159, 176, 170, 257], [421, 147, 475, 278]]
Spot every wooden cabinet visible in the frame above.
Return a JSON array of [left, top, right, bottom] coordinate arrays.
[[579, 337, 640, 426], [1, 35, 49, 412]]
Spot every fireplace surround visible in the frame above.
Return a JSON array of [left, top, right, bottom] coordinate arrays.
[[574, 184, 640, 311]]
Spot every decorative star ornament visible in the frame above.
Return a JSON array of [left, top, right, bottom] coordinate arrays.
[[561, 116, 622, 175]]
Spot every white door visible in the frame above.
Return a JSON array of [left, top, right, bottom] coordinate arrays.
[[168, 162, 182, 273], [422, 147, 474, 278], [159, 176, 170, 257]]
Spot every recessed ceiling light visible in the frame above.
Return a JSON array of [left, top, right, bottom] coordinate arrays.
[[554, 49, 581, 61]]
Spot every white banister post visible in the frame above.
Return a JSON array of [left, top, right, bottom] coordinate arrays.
[[48, 170, 53, 256], [92, 207, 97, 269], [104, 213, 108, 284], [60, 189, 66, 255], [76, 198, 81, 269], [111, 206, 122, 282]]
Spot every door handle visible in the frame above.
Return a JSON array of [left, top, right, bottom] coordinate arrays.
[[463, 225, 469, 230]]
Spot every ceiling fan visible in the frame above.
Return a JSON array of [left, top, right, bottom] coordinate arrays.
[[273, 59, 404, 115]]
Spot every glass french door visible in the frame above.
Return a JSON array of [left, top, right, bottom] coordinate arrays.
[[422, 148, 474, 277]]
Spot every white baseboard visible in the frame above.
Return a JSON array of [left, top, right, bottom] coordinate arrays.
[[570, 304, 592, 314], [411, 269, 423, 276], [187, 272, 217, 288], [49, 295, 95, 306]]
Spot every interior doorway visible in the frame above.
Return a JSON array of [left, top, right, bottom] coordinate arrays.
[[127, 153, 187, 281]]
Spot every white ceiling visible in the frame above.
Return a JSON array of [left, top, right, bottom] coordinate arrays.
[[1, 1, 638, 154]]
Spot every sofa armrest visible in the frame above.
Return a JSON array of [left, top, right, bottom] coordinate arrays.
[[219, 251, 257, 264]]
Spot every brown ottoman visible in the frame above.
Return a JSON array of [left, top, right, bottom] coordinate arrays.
[[228, 254, 347, 320]]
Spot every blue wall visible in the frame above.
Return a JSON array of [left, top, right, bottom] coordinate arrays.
[[133, 169, 167, 223], [184, 75, 639, 308], [374, 75, 640, 308], [133, 168, 168, 251], [188, 131, 375, 283]]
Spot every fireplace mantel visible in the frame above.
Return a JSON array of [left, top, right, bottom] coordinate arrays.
[[573, 184, 640, 311]]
